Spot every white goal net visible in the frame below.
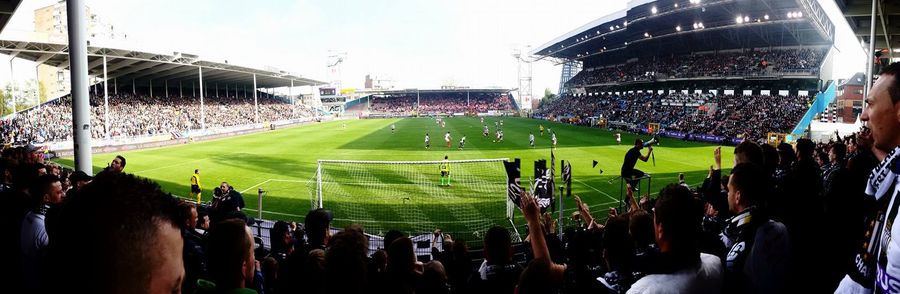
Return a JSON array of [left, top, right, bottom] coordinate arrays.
[[308, 158, 519, 243]]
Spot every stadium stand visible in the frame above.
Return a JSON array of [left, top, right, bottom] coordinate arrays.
[[1, 92, 316, 144], [536, 92, 814, 142], [363, 89, 517, 116]]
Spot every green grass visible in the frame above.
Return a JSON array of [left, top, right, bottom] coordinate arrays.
[[55, 117, 733, 242]]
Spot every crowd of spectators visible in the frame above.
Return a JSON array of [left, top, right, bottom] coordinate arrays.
[[537, 92, 813, 142], [2, 124, 888, 294], [0, 92, 316, 144], [4, 61, 900, 294], [567, 48, 826, 86], [369, 93, 515, 114]]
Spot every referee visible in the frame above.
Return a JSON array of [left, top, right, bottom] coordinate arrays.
[[190, 169, 202, 203], [440, 156, 451, 186]]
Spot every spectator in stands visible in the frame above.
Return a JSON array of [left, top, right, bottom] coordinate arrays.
[[596, 215, 635, 293], [325, 225, 370, 294], [469, 226, 523, 294], [423, 260, 451, 294], [383, 237, 424, 294], [19, 174, 63, 292], [278, 208, 333, 294], [47, 172, 184, 294], [269, 220, 294, 263], [179, 202, 208, 294], [837, 62, 900, 292], [628, 184, 723, 294], [722, 163, 790, 293], [198, 219, 258, 294], [517, 192, 567, 293], [67, 170, 92, 196], [783, 138, 825, 292]]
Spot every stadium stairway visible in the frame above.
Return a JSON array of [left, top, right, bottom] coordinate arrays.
[[792, 81, 837, 135]]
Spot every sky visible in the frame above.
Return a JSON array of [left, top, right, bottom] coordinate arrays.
[[0, 0, 868, 100], [0, 0, 627, 97]]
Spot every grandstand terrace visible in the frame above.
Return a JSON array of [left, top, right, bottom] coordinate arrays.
[[0, 38, 324, 147], [533, 0, 836, 143], [348, 88, 518, 117]]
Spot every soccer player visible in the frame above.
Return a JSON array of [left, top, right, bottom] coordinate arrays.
[[616, 132, 622, 145], [529, 132, 535, 148], [480, 117, 484, 124], [439, 155, 451, 186], [483, 125, 489, 138], [391, 124, 396, 134], [498, 130, 504, 142], [458, 135, 466, 150], [425, 133, 431, 149], [445, 132, 452, 148], [441, 120, 446, 128], [540, 124, 545, 136], [551, 132, 557, 148], [500, 119, 504, 127], [190, 169, 202, 203]]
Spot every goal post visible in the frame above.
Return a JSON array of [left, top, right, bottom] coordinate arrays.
[[308, 158, 520, 243]]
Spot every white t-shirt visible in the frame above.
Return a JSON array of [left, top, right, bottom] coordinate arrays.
[[445, 133, 450, 142], [627, 253, 723, 294], [425, 135, 430, 142]]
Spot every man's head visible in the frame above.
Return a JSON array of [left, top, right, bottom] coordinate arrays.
[[830, 142, 847, 164], [68, 171, 92, 191], [728, 163, 766, 213], [861, 62, 900, 151], [634, 138, 644, 149], [220, 182, 231, 193], [305, 208, 333, 247], [194, 169, 199, 174], [110, 155, 126, 173], [795, 138, 816, 161], [179, 202, 198, 231], [32, 174, 63, 206], [483, 226, 513, 265], [50, 172, 183, 293], [653, 184, 701, 256], [207, 219, 255, 290], [734, 140, 764, 167]]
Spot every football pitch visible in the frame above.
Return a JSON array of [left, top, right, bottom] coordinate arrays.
[[55, 117, 733, 241]]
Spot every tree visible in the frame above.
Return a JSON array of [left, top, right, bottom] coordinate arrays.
[[538, 88, 558, 109]]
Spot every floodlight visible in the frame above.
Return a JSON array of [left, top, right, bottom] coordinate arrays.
[[651, 6, 658, 14]]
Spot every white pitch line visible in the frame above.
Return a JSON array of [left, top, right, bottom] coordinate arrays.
[[240, 179, 272, 193], [574, 178, 618, 202], [133, 158, 207, 174]]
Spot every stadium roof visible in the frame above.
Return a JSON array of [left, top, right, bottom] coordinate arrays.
[[837, 0, 900, 60], [533, 0, 835, 63], [365, 88, 511, 95], [0, 1, 21, 33], [0, 38, 324, 89]]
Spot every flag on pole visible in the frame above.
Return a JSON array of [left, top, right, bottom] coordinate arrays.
[[533, 159, 552, 214], [562, 160, 572, 197], [504, 159, 522, 208]]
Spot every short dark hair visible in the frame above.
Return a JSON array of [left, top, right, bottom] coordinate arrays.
[[484, 226, 512, 264], [734, 140, 764, 166], [603, 215, 634, 271], [48, 172, 180, 293], [194, 169, 199, 173], [654, 184, 701, 255], [383, 230, 406, 250], [31, 174, 61, 207], [325, 228, 370, 293], [796, 138, 816, 160], [304, 208, 333, 246], [115, 155, 126, 168], [730, 163, 767, 206], [207, 219, 252, 290], [831, 142, 847, 163], [387, 237, 415, 274], [878, 62, 900, 104], [777, 143, 796, 165]]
